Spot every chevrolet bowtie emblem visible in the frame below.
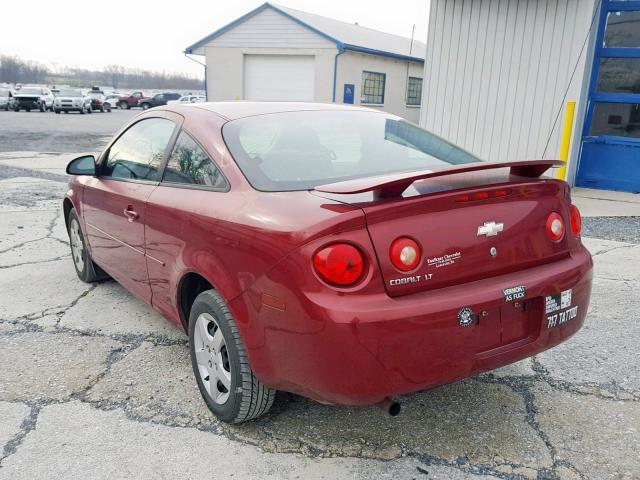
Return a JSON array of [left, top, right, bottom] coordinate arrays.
[[477, 221, 504, 237]]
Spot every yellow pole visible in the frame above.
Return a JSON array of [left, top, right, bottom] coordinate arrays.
[[556, 101, 576, 180]]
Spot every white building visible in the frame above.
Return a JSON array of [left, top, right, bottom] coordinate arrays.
[[421, 0, 640, 193], [185, 3, 425, 123]]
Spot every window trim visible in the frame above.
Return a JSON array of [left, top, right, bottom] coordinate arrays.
[[406, 76, 423, 107], [97, 116, 180, 185], [361, 71, 386, 105], [159, 128, 230, 192]]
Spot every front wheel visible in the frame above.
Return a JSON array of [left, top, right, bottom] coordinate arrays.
[[119, 102, 128, 110], [189, 290, 276, 423], [67, 209, 109, 283], [141, 103, 150, 110]]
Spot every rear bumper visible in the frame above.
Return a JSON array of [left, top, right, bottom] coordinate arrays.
[[230, 245, 593, 406]]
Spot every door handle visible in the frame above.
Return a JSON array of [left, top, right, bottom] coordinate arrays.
[[123, 206, 139, 222]]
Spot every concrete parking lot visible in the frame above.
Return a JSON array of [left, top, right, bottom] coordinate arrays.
[[0, 110, 638, 480]]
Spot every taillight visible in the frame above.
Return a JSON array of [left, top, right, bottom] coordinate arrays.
[[389, 237, 421, 271], [546, 212, 565, 242], [570, 205, 582, 236], [313, 243, 364, 286]]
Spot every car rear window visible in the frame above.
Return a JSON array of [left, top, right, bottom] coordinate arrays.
[[222, 110, 483, 192]]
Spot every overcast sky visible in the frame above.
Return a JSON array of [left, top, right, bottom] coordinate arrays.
[[1, 0, 429, 77]]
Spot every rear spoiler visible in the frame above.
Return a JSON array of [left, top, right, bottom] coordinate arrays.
[[314, 160, 563, 198]]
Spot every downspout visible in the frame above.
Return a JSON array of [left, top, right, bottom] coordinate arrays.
[[184, 52, 207, 101], [332, 45, 345, 103]]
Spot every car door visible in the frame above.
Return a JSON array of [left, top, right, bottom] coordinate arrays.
[[144, 128, 229, 321], [82, 116, 180, 302]]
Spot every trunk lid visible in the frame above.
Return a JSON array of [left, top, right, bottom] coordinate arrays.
[[313, 160, 574, 297]]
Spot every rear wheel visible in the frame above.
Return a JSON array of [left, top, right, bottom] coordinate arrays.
[[39, 103, 46, 112], [119, 102, 128, 109], [189, 290, 276, 423], [141, 103, 150, 110], [67, 209, 109, 283]]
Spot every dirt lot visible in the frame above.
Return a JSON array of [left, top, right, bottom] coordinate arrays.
[[0, 110, 638, 480]]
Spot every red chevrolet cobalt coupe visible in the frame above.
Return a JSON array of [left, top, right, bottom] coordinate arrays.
[[64, 102, 592, 423]]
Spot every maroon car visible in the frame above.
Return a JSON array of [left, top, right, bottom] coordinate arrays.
[[63, 102, 593, 423]]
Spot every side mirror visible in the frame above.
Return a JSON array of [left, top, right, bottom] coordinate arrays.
[[66, 155, 96, 176]]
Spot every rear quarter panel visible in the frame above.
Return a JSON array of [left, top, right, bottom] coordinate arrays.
[[144, 109, 364, 327]]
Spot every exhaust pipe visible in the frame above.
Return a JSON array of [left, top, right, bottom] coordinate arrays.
[[376, 398, 401, 416]]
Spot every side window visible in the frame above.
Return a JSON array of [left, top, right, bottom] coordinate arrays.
[[163, 131, 227, 189], [102, 118, 176, 181]]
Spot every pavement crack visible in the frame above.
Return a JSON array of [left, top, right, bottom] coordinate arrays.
[[0, 403, 40, 465], [0, 254, 71, 270], [591, 243, 637, 257]]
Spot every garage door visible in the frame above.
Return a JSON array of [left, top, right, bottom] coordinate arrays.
[[244, 55, 315, 101]]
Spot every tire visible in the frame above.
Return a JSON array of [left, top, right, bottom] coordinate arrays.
[[119, 102, 128, 110], [80, 106, 86, 114], [26, 108, 30, 112], [141, 103, 150, 110], [55, 109, 60, 114], [39, 103, 46, 112], [189, 290, 276, 424], [67, 209, 109, 283], [99, 106, 104, 113], [87, 106, 92, 114]]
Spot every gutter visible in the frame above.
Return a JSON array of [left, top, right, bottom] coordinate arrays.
[[184, 52, 207, 101], [332, 46, 345, 103]]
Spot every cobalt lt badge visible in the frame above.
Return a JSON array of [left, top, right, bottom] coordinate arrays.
[[458, 307, 475, 327]]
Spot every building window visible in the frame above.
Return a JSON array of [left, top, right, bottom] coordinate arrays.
[[406, 77, 422, 106], [361, 71, 385, 105]]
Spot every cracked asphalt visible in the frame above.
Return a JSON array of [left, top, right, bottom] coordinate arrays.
[[0, 112, 639, 480]]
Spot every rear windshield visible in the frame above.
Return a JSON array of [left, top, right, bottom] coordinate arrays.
[[222, 110, 483, 191]]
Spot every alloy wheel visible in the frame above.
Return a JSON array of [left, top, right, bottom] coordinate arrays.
[[69, 218, 85, 272], [193, 312, 232, 405]]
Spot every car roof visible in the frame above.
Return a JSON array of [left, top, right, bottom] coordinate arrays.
[[180, 101, 375, 121]]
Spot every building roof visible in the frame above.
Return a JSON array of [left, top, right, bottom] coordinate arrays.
[[185, 2, 425, 64]]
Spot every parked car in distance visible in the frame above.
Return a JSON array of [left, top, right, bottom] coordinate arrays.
[[13, 86, 54, 112], [53, 89, 92, 114], [63, 102, 593, 424], [0, 87, 11, 111], [117, 91, 148, 109], [103, 94, 121, 110], [139, 92, 181, 110], [167, 94, 206, 105], [88, 92, 112, 112]]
